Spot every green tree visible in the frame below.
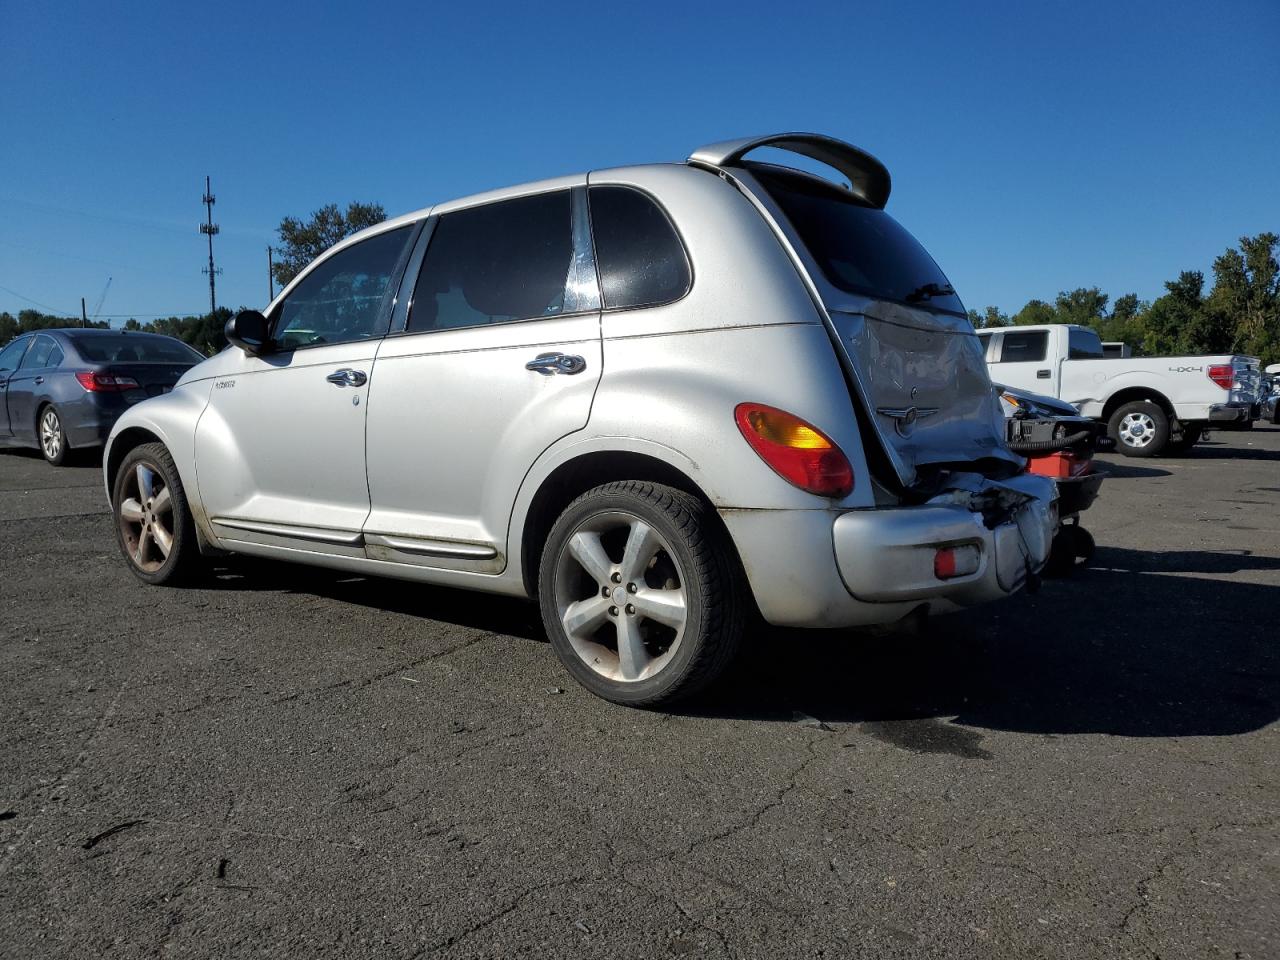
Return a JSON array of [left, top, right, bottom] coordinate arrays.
[[1012, 299, 1056, 326], [273, 202, 386, 289], [1138, 271, 1205, 355], [1207, 232, 1279, 362], [967, 306, 1011, 328]]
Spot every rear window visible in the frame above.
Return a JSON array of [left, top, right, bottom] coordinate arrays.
[[589, 186, 690, 309], [1069, 328, 1104, 359], [996, 331, 1048, 363], [754, 166, 964, 315], [70, 334, 204, 364]]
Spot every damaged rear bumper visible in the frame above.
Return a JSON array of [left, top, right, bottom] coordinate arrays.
[[833, 473, 1056, 605], [720, 473, 1057, 629]]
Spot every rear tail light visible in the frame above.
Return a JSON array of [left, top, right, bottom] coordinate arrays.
[[734, 403, 854, 498], [75, 372, 140, 392], [1207, 365, 1234, 390], [934, 544, 981, 580]]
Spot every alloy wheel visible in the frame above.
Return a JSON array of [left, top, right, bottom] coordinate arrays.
[[40, 409, 62, 461], [553, 511, 688, 682], [117, 462, 175, 573], [1118, 411, 1156, 449]]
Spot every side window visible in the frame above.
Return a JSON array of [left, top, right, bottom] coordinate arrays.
[[1068, 328, 1104, 359], [589, 186, 690, 310], [0, 337, 31, 372], [997, 331, 1048, 363], [274, 225, 413, 350], [407, 191, 575, 333], [22, 336, 56, 369], [47, 344, 64, 367], [975, 331, 992, 358]]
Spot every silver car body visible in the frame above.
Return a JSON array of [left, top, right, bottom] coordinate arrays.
[[105, 134, 1055, 628]]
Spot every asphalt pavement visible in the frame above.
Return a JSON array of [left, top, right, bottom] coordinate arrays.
[[2, 426, 1278, 959]]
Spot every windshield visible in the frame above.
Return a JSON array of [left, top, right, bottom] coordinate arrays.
[[69, 334, 204, 364], [752, 165, 966, 315]]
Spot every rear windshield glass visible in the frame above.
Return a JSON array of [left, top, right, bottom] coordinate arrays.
[[753, 166, 965, 315], [70, 334, 204, 364]]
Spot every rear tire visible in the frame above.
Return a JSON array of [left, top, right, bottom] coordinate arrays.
[[37, 405, 69, 466], [112, 442, 201, 585], [538, 481, 745, 707], [1109, 401, 1170, 457], [1165, 423, 1203, 456]]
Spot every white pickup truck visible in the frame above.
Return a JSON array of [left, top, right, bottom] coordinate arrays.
[[979, 324, 1262, 457]]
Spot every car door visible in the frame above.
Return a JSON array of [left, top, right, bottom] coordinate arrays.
[[6, 334, 58, 442], [0, 336, 34, 438], [989, 329, 1056, 396], [363, 184, 602, 569], [194, 223, 418, 553]]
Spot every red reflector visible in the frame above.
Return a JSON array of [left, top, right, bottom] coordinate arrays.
[[734, 403, 854, 498], [934, 544, 981, 580], [934, 548, 958, 579], [75, 372, 140, 392], [1207, 364, 1234, 390]]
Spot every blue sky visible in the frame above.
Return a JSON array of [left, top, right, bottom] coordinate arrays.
[[2, 0, 1277, 324]]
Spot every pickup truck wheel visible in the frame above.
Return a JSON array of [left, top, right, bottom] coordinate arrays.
[[1109, 401, 1170, 457], [538, 481, 745, 707]]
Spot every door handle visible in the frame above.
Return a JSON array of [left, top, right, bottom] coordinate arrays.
[[325, 368, 367, 387], [34, 376, 44, 385], [1036, 369, 1051, 379], [525, 353, 586, 376]]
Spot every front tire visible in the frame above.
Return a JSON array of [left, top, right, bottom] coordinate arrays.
[[1109, 401, 1170, 457], [38, 405, 69, 466], [538, 481, 745, 707], [112, 442, 200, 585]]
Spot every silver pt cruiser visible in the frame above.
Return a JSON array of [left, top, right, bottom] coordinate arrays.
[[104, 133, 1056, 706]]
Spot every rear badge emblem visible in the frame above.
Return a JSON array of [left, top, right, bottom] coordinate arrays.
[[876, 404, 940, 438]]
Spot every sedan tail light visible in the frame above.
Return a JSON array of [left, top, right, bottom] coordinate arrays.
[[1207, 364, 1234, 390], [75, 371, 140, 392], [734, 403, 854, 498]]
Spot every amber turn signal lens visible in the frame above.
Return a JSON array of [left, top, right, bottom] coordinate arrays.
[[734, 403, 854, 498]]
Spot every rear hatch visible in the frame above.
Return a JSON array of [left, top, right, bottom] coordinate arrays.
[[738, 163, 1019, 490]]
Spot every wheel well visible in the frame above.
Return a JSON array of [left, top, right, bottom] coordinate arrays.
[[1102, 388, 1174, 422], [106, 427, 164, 492], [520, 451, 715, 596]]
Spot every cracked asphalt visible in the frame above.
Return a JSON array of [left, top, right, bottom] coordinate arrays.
[[2, 426, 1278, 959]]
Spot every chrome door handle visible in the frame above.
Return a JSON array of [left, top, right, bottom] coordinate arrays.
[[34, 376, 44, 385], [326, 368, 367, 387], [525, 353, 586, 376]]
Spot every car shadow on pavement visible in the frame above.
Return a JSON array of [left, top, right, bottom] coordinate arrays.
[[1184, 438, 1280, 461], [692, 551, 1280, 740], [1091, 461, 1172, 479], [200, 557, 547, 641]]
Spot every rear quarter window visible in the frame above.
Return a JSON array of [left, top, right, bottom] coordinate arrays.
[[588, 186, 690, 310]]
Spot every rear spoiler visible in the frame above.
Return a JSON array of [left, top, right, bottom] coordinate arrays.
[[688, 133, 892, 209]]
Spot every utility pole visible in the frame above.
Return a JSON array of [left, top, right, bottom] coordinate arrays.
[[80, 298, 87, 328], [199, 176, 222, 317], [267, 246, 275, 302]]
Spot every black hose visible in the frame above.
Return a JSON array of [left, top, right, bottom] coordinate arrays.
[[1007, 430, 1092, 454]]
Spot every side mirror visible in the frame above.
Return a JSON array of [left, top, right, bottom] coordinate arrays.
[[225, 310, 271, 356]]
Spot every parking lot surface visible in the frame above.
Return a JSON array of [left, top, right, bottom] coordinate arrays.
[[2, 427, 1278, 959]]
